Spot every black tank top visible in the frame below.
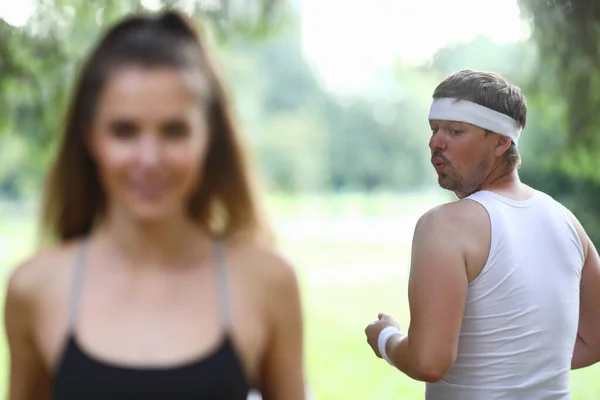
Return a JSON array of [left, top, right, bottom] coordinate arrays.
[[52, 240, 252, 399]]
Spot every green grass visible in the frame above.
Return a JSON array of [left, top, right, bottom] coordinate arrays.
[[2, 192, 600, 399]]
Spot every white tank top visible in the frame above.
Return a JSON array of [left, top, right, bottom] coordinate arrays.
[[425, 190, 585, 400]]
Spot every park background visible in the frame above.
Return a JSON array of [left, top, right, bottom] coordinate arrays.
[[1, 0, 599, 398]]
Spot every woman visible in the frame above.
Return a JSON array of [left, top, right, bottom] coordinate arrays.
[[4, 10, 305, 400]]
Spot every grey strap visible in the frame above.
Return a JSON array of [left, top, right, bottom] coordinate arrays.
[[212, 239, 232, 330], [68, 240, 231, 332], [68, 240, 88, 332]]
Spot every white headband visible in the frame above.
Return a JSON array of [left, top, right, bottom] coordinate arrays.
[[428, 98, 522, 145]]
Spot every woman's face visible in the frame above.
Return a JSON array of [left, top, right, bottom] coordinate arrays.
[[90, 66, 210, 223]]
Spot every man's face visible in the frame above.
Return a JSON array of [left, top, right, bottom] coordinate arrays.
[[428, 119, 497, 198]]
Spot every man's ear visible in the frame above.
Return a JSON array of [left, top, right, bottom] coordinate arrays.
[[494, 134, 512, 157]]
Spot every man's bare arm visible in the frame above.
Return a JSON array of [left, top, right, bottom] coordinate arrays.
[[565, 211, 600, 369], [387, 203, 477, 381]]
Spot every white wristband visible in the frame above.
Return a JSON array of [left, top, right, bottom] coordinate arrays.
[[378, 326, 403, 366]]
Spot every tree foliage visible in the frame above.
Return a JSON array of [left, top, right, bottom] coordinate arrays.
[[0, 0, 291, 197], [519, 0, 600, 182]]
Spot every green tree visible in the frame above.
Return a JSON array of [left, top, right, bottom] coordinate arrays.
[[518, 0, 600, 241], [519, 0, 600, 181], [0, 0, 293, 198]]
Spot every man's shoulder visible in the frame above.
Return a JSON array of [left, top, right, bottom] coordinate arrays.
[[521, 188, 588, 254], [413, 201, 491, 276], [418, 199, 490, 231], [413, 201, 491, 255]]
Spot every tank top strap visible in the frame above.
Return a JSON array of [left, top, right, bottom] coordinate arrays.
[[211, 239, 233, 331], [68, 239, 89, 333], [68, 239, 233, 333], [465, 189, 496, 206], [464, 190, 501, 225]]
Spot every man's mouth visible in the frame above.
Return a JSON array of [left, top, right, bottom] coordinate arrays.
[[431, 157, 446, 169]]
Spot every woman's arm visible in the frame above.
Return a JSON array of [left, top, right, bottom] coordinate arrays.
[[4, 261, 52, 400], [258, 255, 306, 400]]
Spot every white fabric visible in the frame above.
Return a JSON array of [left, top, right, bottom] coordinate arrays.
[[425, 190, 585, 400], [378, 326, 402, 366], [428, 98, 522, 145]]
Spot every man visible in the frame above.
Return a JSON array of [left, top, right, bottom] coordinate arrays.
[[365, 69, 600, 399]]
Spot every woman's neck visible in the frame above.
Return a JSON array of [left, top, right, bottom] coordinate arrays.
[[95, 208, 211, 269]]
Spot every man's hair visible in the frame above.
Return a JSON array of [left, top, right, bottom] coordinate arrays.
[[432, 69, 527, 169]]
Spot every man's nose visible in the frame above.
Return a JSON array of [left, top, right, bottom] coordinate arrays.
[[429, 130, 447, 152]]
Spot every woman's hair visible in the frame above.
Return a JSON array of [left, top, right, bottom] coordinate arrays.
[[40, 10, 273, 245]]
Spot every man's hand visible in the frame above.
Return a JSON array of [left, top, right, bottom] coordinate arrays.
[[365, 312, 402, 358]]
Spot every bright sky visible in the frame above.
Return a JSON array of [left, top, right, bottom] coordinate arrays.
[[301, 0, 531, 95], [1, 0, 531, 95], [0, 0, 35, 27]]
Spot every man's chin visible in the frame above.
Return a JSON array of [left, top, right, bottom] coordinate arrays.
[[438, 178, 461, 194], [437, 175, 451, 189]]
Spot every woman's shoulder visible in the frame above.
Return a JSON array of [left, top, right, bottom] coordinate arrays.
[[5, 240, 80, 311], [225, 238, 303, 331], [225, 238, 301, 294]]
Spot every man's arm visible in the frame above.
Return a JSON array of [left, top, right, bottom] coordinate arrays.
[[386, 203, 478, 382], [566, 213, 600, 369]]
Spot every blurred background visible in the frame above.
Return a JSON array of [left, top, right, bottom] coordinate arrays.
[[1, 0, 599, 398]]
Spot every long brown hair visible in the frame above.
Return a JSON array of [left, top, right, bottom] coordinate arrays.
[[40, 10, 273, 246]]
